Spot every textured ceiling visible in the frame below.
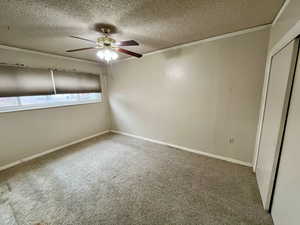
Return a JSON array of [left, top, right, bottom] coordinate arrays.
[[0, 0, 284, 62]]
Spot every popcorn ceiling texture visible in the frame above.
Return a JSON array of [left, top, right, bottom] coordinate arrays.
[[0, 0, 284, 61], [0, 134, 273, 225]]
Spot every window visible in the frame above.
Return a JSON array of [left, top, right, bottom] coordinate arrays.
[[0, 93, 102, 113], [0, 65, 103, 113]]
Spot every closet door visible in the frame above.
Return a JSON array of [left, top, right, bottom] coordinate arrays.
[[256, 39, 299, 208], [271, 48, 300, 225]]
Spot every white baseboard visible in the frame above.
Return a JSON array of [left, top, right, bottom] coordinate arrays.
[[111, 130, 252, 167], [0, 129, 252, 172], [0, 130, 110, 172]]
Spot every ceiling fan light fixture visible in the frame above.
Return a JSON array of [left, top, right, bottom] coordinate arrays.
[[67, 25, 142, 59], [96, 49, 118, 62]]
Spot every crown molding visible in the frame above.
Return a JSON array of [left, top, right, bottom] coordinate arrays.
[[115, 24, 271, 63], [0, 23, 271, 66], [272, 0, 291, 27]]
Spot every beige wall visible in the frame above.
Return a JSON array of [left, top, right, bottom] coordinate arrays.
[[0, 48, 110, 168], [108, 28, 270, 164]]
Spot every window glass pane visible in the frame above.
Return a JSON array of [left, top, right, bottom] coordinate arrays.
[[0, 92, 101, 112], [79, 93, 102, 101], [47, 94, 79, 103], [19, 95, 48, 105], [0, 97, 19, 107]]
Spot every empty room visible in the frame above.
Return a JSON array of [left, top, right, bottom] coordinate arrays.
[[0, 0, 299, 224]]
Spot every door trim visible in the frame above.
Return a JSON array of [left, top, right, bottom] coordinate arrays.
[[253, 21, 300, 172], [269, 38, 300, 212], [254, 37, 300, 210]]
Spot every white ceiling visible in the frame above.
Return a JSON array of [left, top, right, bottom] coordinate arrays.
[[0, 0, 285, 62]]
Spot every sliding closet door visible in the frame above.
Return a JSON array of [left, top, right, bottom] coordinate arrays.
[[271, 48, 300, 225], [256, 39, 299, 209]]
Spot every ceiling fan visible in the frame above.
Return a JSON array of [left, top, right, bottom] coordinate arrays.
[[66, 25, 142, 61]]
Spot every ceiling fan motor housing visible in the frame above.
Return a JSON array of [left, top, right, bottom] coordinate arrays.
[[97, 36, 116, 47], [67, 23, 142, 58]]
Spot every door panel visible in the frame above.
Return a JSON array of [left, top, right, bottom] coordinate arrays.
[[271, 48, 300, 225], [256, 39, 299, 209]]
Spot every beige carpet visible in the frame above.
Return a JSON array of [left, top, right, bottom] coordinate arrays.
[[0, 133, 273, 225]]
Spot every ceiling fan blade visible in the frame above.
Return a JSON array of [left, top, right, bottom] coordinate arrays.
[[116, 48, 143, 58], [69, 35, 96, 44], [116, 40, 139, 46], [66, 47, 96, 52]]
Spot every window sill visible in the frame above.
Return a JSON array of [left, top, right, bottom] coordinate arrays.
[[0, 100, 102, 114]]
